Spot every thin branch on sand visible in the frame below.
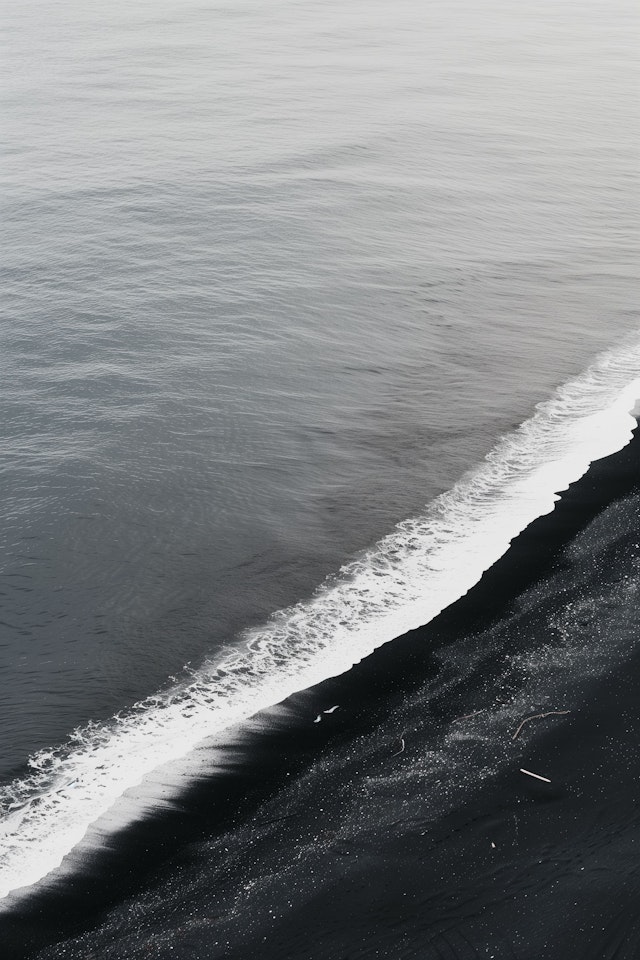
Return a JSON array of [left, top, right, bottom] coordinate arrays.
[[512, 710, 570, 741], [452, 710, 485, 724]]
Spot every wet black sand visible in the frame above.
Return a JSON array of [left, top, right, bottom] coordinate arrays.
[[5, 425, 640, 959]]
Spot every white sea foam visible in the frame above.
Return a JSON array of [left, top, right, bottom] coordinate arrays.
[[2, 338, 640, 902]]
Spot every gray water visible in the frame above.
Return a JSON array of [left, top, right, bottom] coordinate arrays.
[[1, 0, 638, 812]]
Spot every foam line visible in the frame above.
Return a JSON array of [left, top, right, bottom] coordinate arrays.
[[1, 337, 640, 902]]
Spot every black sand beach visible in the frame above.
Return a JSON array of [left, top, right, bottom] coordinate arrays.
[[4, 423, 640, 959], [3, 2, 638, 956]]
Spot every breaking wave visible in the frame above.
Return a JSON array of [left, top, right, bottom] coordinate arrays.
[[2, 336, 640, 903]]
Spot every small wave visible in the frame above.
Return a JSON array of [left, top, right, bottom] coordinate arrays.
[[2, 336, 640, 902]]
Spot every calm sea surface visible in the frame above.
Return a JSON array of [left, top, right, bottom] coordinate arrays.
[[0, 0, 639, 934]]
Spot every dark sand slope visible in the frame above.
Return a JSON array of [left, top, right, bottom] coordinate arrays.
[[6, 426, 640, 960], [202, 429, 640, 960]]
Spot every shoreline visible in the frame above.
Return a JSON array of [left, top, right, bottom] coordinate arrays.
[[4, 421, 640, 958]]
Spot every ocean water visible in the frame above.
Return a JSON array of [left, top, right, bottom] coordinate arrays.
[[1, 0, 639, 956]]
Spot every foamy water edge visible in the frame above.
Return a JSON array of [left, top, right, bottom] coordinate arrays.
[[1, 336, 640, 903]]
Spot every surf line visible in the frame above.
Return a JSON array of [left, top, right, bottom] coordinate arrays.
[[1, 336, 640, 903]]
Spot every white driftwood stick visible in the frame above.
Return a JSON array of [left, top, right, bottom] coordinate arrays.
[[520, 768, 551, 783]]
